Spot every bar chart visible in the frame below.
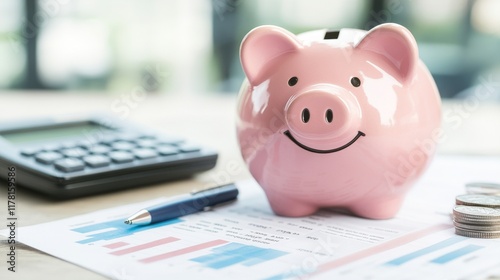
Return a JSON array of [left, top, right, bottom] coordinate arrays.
[[69, 216, 290, 273], [384, 235, 468, 266], [101, 235, 288, 269], [310, 230, 498, 280], [65, 196, 479, 279]]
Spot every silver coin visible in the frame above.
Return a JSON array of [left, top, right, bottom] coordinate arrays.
[[454, 221, 500, 231], [453, 205, 500, 220], [454, 216, 500, 226], [455, 228, 500, 239], [456, 194, 500, 208], [466, 182, 500, 196]]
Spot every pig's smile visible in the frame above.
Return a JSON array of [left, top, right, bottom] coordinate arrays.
[[284, 131, 366, 154]]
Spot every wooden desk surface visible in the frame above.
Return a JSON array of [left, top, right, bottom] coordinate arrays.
[[0, 91, 499, 279]]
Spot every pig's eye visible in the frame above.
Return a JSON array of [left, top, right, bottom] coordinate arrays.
[[288, 76, 298, 86], [350, 77, 361, 87]]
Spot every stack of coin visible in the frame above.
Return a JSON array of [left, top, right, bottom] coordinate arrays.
[[453, 194, 500, 238], [465, 182, 500, 196]]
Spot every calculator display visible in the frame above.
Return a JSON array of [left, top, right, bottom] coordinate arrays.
[[0, 122, 110, 145]]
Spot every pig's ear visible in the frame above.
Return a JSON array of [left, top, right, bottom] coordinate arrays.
[[240, 25, 301, 84], [355, 23, 418, 81]]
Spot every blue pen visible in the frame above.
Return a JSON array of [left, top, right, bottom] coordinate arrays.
[[124, 183, 239, 226]]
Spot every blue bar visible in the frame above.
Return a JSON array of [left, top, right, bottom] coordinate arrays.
[[208, 255, 248, 269], [191, 254, 233, 266], [190, 254, 219, 263], [212, 242, 245, 252], [263, 274, 291, 280], [190, 242, 288, 269], [385, 236, 466, 266], [430, 244, 483, 264], [263, 270, 305, 280], [242, 250, 288, 266], [71, 218, 183, 244]]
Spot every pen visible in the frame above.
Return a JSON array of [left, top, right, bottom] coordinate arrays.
[[124, 183, 239, 226]]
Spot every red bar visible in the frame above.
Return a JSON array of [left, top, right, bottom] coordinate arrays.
[[103, 241, 129, 249], [140, 239, 228, 264], [110, 237, 180, 256]]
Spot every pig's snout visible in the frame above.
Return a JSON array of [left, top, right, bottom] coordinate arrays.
[[285, 85, 361, 142]]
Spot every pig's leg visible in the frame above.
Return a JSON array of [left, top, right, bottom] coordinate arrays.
[[264, 191, 318, 217], [348, 196, 404, 219]]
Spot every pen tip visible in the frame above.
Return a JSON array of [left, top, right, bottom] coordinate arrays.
[[124, 220, 131, 225]]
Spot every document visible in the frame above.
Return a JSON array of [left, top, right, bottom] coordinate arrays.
[[1, 156, 500, 279]]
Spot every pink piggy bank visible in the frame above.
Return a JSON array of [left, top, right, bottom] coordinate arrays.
[[236, 23, 441, 219]]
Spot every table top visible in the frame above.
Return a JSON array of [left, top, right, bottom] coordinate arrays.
[[0, 91, 499, 279]]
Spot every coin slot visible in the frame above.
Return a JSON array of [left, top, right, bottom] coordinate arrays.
[[324, 30, 340, 40]]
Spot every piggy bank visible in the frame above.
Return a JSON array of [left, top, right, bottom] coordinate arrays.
[[236, 23, 441, 219]]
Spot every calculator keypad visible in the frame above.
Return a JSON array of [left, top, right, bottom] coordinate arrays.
[[23, 135, 202, 173]]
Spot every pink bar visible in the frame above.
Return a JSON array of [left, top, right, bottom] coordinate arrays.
[[314, 223, 453, 275], [110, 237, 180, 256], [103, 241, 129, 249], [140, 239, 228, 264]]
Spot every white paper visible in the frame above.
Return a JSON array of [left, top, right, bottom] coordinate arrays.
[[2, 155, 500, 280]]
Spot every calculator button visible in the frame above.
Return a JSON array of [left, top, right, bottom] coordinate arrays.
[[137, 135, 156, 140], [61, 147, 88, 158], [108, 151, 134, 163], [43, 143, 61, 151], [61, 141, 78, 149], [156, 146, 179, 156], [136, 139, 157, 148], [99, 135, 119, 144], [83, 155, 111, 168], [158, 136, 184, 145], [77, 140, 97, 149], [35, 151, 63, 164], [111, 141, 136, 150], [87, 145, 111, 154], [54, 158, 85, 172], [117, 134, 140, 141], [20, 147, 40, 157], [133, 148, 158, 159], [178, 144, 201, 153]]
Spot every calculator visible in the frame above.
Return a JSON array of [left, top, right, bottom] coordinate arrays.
[[0, 114, 218, 198]]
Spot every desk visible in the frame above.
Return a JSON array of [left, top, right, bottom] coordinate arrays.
[[0, 91, 500, 279]]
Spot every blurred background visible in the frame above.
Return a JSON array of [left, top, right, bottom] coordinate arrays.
[[1, 0, 500, 100]]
